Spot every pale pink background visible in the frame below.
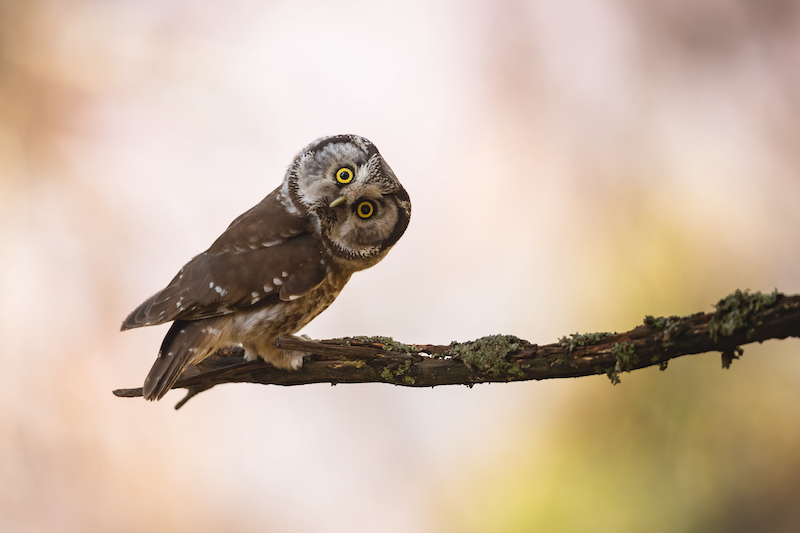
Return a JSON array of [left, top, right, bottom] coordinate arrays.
[[1, 1, 799, 531]]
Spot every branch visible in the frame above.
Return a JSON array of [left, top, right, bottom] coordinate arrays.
[[114, 290, 800, 409]]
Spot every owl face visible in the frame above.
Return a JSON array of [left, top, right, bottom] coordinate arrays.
[[285, 135, 411, 265]]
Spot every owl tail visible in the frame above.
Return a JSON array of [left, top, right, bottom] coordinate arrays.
[[143, 320, 205, 401]]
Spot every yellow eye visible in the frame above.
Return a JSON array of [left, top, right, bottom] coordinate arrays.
[[356, 201, 374, 219], [336, 167, 354, 184]]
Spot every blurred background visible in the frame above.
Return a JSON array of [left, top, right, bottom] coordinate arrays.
[[1, 0, 799, 531]]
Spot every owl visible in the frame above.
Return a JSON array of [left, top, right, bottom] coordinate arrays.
[[121, 134, 411, 401]]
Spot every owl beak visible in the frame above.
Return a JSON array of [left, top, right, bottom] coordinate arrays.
[[328, 196, 346, 208]]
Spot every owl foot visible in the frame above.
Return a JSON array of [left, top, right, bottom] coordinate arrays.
[[243, 344, 305, 370], [280, 349, 306, 370]]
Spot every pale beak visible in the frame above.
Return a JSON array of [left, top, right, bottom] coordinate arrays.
[[328, 196, 346, 208]]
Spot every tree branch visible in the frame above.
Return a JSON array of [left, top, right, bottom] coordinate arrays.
[[114, 290, 800, 409]]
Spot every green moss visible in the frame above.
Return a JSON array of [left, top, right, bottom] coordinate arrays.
[[708, 289, 781, 342], [643, 315, 680, 330], [606, 341, 638, 385], [644, 315, 684, 351], [380, 359, 415, 385], [643, 315, 666, 328], [558, 331, 613, 354], [350, 335, 419, 353], [446, 335, 528, 378]]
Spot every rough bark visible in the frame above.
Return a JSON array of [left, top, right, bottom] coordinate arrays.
[[113, 290, 800, 409]]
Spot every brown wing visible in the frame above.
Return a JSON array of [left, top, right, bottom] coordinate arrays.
[[121, 188, 327, 330], [206, 186, 306, 254]]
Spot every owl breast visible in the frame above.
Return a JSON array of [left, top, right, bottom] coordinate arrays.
[[220, 270, 352, 368]]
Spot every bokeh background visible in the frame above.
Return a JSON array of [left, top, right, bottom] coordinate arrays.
[[1, 0, 799, 531]]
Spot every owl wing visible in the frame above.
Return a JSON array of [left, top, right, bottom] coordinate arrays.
[[121, 190, 328, 330], [205, 187, 307, 254]]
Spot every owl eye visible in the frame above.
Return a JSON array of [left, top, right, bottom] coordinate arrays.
[[356, 201, 374, 219], [335, 167, 354, 184]]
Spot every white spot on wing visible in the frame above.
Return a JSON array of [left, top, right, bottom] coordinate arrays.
[[263, 284, 273, 292], [215, 285, 227, 296], [209, 282, 215, 289], [251, 297, 261, 304], [288, 294, 301, 301], [281, 271, 289, 277], [251, 291, 259, 298], [273, 278, 283, 286]]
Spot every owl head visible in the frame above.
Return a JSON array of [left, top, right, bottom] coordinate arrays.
[[284, 134, 411, 268]]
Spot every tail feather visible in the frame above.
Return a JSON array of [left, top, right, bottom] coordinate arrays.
[[143, 320, 205, 401]]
